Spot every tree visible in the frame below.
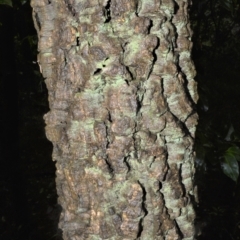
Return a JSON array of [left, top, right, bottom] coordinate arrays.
[[31, 0, 198, 239]]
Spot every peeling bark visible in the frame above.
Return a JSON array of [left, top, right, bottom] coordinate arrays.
[[31, 0, 198, 239]]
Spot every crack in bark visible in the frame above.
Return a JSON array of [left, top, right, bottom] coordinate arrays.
[[135, 1, 139, 17], [161, 75, 194, 139], [125, 66, 134, 80], [107, 109, 112, 123], [177, 68, 197, 109], [171, 112, 194, 140], [76, 37, 80, 46], [162, 141, 170, 182], [104, 158, 114, 174], [137, 181, 148, 238], [120, 42, 135, 81], [147, 37, 160, 79], [147, 19, 153, 34], [149, 156, 156, 168], [123, 156, 131, 173], [174, 219, 184, 238], [93, 68, 102, 75], [104, 0, 111, 23], [104, 109, 114, 175], [173, 0, 180, 14], [136, 90, 142, 115], [179, 163, 186, 197]]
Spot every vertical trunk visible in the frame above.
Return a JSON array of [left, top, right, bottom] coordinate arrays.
[[31, 0, 198, 239]]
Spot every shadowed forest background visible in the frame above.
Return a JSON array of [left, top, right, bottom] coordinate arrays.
[[0, 0, 240, 239]]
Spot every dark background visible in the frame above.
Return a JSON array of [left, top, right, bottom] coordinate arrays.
[[0, 0, 240, 239]]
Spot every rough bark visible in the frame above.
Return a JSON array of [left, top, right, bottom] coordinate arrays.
[[31, 0, 198, 239]]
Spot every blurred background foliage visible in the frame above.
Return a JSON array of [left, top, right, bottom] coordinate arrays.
[[191, 0, 240, 239], [0, 0, 240, 239], [192, 0, 240, 182]]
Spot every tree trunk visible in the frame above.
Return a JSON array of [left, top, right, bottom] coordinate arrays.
[[31, 0, 198, 239]]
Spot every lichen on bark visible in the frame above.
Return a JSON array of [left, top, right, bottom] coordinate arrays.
[[31, 0, 198, 239]]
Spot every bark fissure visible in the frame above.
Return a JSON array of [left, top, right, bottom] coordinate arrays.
[[147, 36, 160, 79], [93, 68, 102, 75], [136, 180, 148, 238], [147, 19, 153, 34], [104, 0, 111, 23], [125, 66, 134, 80], [104, 109, 113, 175], [177, 69, 197, 108], [104, 158, 114, 174], [174, 219, 184, 238], [123, 156, 131, 173], [76, 37, 80, 46]]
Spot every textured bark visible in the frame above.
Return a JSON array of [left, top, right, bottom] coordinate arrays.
[[31, 0, 198, 239]]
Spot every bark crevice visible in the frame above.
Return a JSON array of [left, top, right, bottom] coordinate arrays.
[[147, 36, 160, 79], [136, 180, 148, 238], [104, 0, 112, 23]]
